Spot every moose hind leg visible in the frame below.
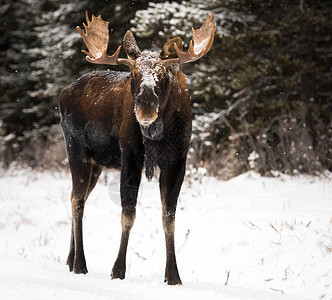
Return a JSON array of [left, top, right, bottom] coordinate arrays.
[[67, 155, 102, 274], [159, 159, 186, 285], [67, 220, 75, 271]]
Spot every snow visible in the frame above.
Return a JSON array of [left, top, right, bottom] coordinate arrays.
[[131, 1, 255, 44], [0, 169, 331, 299], [194, 37, 209, 55], [136, 51, 163, 91]]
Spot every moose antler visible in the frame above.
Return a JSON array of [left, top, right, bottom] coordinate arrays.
[[76, 12, 134, 67], [162, 14, 216, 66], [176, 14, 215, 64]]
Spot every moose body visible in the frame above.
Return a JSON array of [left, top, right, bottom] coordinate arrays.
[[59, 12, 215, 285]]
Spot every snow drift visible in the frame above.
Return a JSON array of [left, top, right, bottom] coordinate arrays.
[[0, 169, 331, 299]]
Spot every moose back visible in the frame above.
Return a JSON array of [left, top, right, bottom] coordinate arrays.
[[59, 12, 215, 285]]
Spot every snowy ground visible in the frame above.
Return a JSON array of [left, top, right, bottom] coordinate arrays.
[[0, 168, 331, 300]]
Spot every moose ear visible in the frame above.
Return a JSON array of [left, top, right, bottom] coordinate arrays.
[[123, 30, 141, 60], [160, 37, 183, 59]]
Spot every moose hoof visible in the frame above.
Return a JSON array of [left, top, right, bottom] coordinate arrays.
[[66, 253, 74, 272], [73, 265, 88, 274], [67, 252, 87, 274], [67, 261, 74, 272], [111, 262, 125, 280], [164, 272, 182, 285], [73, 259, 88, 274], [67, 263, 73, 272]]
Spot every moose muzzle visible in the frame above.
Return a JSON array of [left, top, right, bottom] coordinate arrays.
[[135, 87, 159, 127]]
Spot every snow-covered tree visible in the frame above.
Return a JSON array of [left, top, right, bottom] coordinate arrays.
[[131, 0, 332, 178]]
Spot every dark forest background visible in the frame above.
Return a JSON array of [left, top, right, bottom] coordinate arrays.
[[0, 0, 331, 179]]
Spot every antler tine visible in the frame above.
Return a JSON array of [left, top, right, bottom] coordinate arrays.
[[76, 12, 134, 67], [173, 13, 216, 64]]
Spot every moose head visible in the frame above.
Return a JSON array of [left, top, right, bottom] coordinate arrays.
[[76, 12, 215, 128]]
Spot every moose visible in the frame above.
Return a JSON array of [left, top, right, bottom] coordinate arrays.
[[59, 12, 215, 285]]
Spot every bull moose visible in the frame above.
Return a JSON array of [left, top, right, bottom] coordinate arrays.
[[59, 12, 215, 285]]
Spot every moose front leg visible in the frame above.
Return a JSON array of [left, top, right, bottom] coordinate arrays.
[[112, 152, 142, 280], [159, 158, 186, 285]]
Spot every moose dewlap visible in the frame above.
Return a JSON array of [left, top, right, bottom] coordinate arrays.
[[59, 12, 215, 285]]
